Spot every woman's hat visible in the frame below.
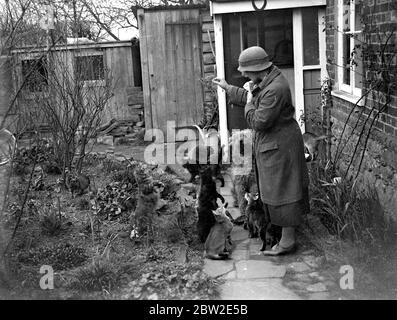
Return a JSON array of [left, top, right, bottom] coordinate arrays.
[[237, 46, 273, 72]]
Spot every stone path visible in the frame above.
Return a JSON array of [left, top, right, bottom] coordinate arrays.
[[203, 172, 338, 300]]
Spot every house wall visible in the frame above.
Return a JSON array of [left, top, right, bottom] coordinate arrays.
[[201, 9, 217, 110], [325, 0, 397, 222]]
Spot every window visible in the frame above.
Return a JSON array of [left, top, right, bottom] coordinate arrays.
[[223, 9, 293, 87], [21, 58, 48, 92], [75, 54, 105, 81], [337, 0, 363, 97], [302, 7, 319, 66]]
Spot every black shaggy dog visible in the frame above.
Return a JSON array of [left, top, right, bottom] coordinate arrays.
[[245, 191, 282, 251], [197, 165, 226, 243]]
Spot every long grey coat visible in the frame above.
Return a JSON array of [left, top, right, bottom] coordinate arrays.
[[226, 66, 309, 206]]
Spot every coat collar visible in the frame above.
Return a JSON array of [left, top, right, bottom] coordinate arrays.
[[251, 66, 282, 96], [257, 65, 281, 90]]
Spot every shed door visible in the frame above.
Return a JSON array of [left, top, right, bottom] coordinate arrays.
[[165, 21, 203, 132], [139, 9, 204, 139]]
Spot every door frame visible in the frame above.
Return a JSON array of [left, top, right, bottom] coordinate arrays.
[[211, 1, 326, 147]]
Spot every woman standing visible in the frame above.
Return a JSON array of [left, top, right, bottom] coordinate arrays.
[[213, 46, 309, 255]]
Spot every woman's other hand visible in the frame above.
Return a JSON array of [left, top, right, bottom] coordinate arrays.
[[212, 78, 229, 90], [243, 81, 254, 104]]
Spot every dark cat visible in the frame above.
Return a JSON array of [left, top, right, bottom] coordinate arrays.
[[204, 203, 234, 260], [196, 165, 226, 243], [245, 191, 282, 251], [183, 144, 225, 187]]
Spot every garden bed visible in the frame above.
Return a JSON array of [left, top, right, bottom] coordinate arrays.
[[2, 143, 220, 300]]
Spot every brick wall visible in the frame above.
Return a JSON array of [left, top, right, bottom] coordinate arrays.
[[200, 8, 218, 126], [325, 0, 397, 221]]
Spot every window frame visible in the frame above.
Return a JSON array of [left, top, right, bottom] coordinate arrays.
[[337, 0, 362, 98], [73, 51, 106, 86], [21, 57, 49, 93]]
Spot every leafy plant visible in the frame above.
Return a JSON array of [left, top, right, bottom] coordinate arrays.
[[18, 242, 87, 270], [122, 260, 220, 300], [95, 182, 137, 220]]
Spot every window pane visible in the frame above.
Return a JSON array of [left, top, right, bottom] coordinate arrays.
[[242, 13, 258, 49], [302, 8, 319, 65], [354, 2, 363, 88], [22, 58, 48, 92], [258, 10, 293, 67], [75, 55, 104, 81], [223, 14, 243, 86], [223, 9, 293, 87], [342, 1, 351, 85]]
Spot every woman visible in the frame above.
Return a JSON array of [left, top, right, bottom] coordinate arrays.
[[213, 46, 309, 255]]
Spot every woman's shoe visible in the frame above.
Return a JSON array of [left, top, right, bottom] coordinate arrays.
[[262, 243, 296, 256]]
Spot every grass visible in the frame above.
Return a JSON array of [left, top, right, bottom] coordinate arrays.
[[302, 160, 397, 298]]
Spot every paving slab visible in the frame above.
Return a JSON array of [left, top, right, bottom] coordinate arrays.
[[220, 186, 233, 196], [203, 259, 235, 278], [220, 279, 301, 300], [287, 262, 312, 273], [291, 273, 313, 283], [228, 208, 241, 219], [235, 239, 250, 250], [235, 260, 286, 279], [308, 292, 331, 300], [231, 250, 249, 261], [220, 270, 237, 280], [231, 227, 248, 242], [306, 282, 328, 293], [223, 195, 236, 206]]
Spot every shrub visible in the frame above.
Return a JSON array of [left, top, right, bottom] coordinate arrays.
[[70, 257, 121, 292]]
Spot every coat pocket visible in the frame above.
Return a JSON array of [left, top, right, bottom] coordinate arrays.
[[258, 142, 282, 167], [259, 142, 278, 153]]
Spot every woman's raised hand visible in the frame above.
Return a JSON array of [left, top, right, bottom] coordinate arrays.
[[212, 77, 229, 90]]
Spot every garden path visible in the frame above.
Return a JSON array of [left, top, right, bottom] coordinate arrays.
[[203, 173, 341, 300]]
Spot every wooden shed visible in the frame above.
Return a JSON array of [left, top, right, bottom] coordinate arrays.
[[10, 40, 143, 132], [138, 5, 209, 138]]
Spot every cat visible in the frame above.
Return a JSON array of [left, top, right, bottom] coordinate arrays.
[[245, 190, 282, 251], [303, 132, 329, 162], [204, 203, 234, 260], [183, 144, 225, 187], [196, 165, 226, 243], [65, 170, 90, 197], [231, 170, 256, 227], [129, 163, 165, 242]]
